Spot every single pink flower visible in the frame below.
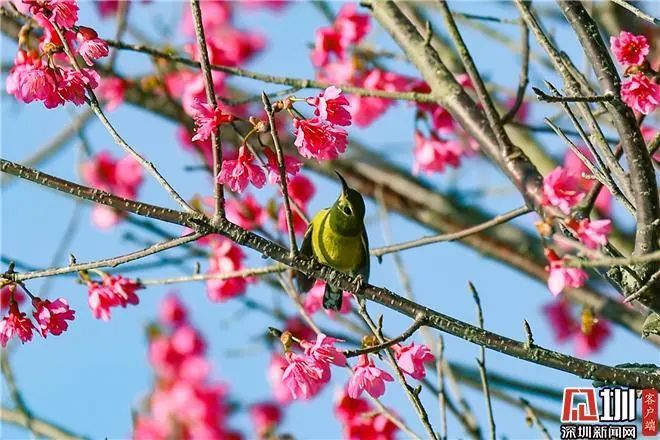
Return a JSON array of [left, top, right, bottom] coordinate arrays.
[[287, 174, 315, 207], [392, 342, 434, 380], [217, 145, 266, 192], [281, 352, 326, 400], [542, 167, 585, 215], [413, 132, 462, 175], [264, 148, 302, 184], [348, 69, 411, 127], [620, 74, 660, 115], [345, 412, 398, 440], [87, 281, 119, 320], [104, 275, 142, 307], [347, 354, 393, 399], [303, 333, 347, 371], [306, 86, 352, 126], [543, 300, 579, 342], [0, 305, 35, 347], [91, 205, 123, 229], [249, 402, 282, 438], [96, 77, 126, 111], [32, 297, 75, 337], [21, 0, 79, 29], [573, 218, 611, 249], [0, 285, 26, 310], [335, 3, 370, 45], [545, 249, 588, 296], [268, 354, 293, 404], [6, 50, 57, 104], [310, 27, 345, 67], [609, 31, 650, 66], [76, 26, 109, 66], [160, 294, 187, 327], [191, 100, 235, 142], [206, 237, 248, 302], [543, 300, 612, 356], [226, 194, 267, 231], [293, 117, 348, 160], [575, 319, 612, 357], [334, 389, 370, 423]]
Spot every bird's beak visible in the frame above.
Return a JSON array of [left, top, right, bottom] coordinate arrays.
[[335, 171, 349, 195]]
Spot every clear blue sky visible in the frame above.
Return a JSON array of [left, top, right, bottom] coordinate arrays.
[[1, 1, 657, 439]]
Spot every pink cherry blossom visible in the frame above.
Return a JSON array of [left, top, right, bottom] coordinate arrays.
[[264, 148, 302, 184], [206, 237, 248, 302], [413, 132, 463, 175], [334, 389, 370, 423], [293, 117, 348, 160], [348, 69, 412, 127], [609, 31, 650, 66], [306, 86, 352, 126], [392, 342, 434, 380], [0, 305, 35, 347], [268, 354, 293, 404], [543, 300, 578, 342], [226, 194, 267, 230], [160, 294, 187, 327], [249, 402, 282, 438], [180, 1, 232, 36], [563, 148, 612, 216], [191, 100, 235, 142], [104, 275, 142, 307], [32, 297, 75, 337], [287, 174, 315, 207], [345, 412, 398, 440], [87, 281, 120, 320], [96, 77, 126, 111], [303, 334, 347, 370], [316, 59, 357, 85], [76, 26, 109, 66], [0, 285, 26, 310], [204, 28, 265, 67], [311, 27, 345, 67], [217, 145, 266, 192], [542, 166, 585, 215], [21, 0, 79, 29], [281, 352, 326, 400], [335, 3, 370, 45], [347, 354, 393, 399], [543, 300, 611, 356], [620, 74, 660, 115], [575, 319, 612, 357], [303, 280, 352, 316], [573, 218, 612, 249], [90, 205, 123, 229], [6, 50, 57, 104], [545, 249, 588, 296]]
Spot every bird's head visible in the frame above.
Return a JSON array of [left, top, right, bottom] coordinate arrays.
[[328, 172, 366, 235]]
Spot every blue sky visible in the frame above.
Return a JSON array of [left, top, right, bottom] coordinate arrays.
[[1, 1, 657, 439]]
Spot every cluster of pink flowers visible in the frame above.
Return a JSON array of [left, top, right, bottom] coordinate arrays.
[[412, 131, 463, 175], [86, 274, 142, 320], [6, 1, 108, 108], [0, 284, 75, 347], [217, 145, 266, 192], [610, 31, 659, 115], [81, 151, 144, 229], [311, 4, 370, 67], [542, 166, 585, 215], [204, 236, 250, 302], [543, 300, 611, 357], [134, 295, 242, 439], [335, 390, 399, 439]]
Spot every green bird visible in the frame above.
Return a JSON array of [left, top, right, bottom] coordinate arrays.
[[296, 172, 370, 310]]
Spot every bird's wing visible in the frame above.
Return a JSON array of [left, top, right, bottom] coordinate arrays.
[[295, 219, 315, 293], [359, 225, 370, 282]]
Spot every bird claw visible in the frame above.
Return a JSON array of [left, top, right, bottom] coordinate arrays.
[[352, 274, 365, 292]]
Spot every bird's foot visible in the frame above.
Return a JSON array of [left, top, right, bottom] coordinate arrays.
[[352, 274, 365, 292]]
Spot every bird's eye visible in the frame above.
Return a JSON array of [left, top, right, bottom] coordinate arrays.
[[343, 206, 352, 215]]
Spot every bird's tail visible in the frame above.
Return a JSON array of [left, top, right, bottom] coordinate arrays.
[[322, 283, 343, 311], [295, 271, 315, 294]]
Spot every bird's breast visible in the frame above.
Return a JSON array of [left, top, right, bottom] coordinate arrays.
[[311, 213, 363, 272]]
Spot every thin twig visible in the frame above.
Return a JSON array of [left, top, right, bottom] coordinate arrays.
[[501, 20, 530, 124], [608, 0, 660, 25], [344, 314, 426, 358], [468, 282, 496, 440], [532, 87, 614, 103], [189, 0, 224, 221], [139, 264, 285, 285], [371, 205, 531, 257], [437, 336, 448, 440], [520, 398, 552, 440]]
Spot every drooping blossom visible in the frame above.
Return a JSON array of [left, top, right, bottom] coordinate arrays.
[[104, 275, 141, 307], [86, 274, 142, 320], [610, 31, 650, 66], [226, 194, 267, 230], [310, 3, 370, 67], [563, 148, 612, 216], [96, 77, 126, 111], [0, 304, 35, 347], [148, 324, 208, 382], [249, 402, 282, 438], [413, 131, 462, 175], [268, 354, 293, 404], [191, 100, 235, 142], [0, 285, 26, 310], [32, 297, 75, 337], [20, 0, 79, 29], [264, 148, 302, 184], [160, 294, 187, 327], [572, 218, 612, 249], [293, 117, 348, 160], [188, 27, 265, 68], [302, 334, 347, 381], [206, 237, 248, 302], [542, 166, 585, 215], [348, 69, 412, 127], [307, 86, 352, 126], [303, 280, 352, 316], [311, 28, 346, 67], [347, 354, 393, 399], [217, 145, 266, 192], [391, 342, 434, 380], [543, 300, 612, 356], [620, 74, 660, 115], [335, 3, 371, 45], [76, 26, 109, 66], [544, 249, 588, 296], [334, 390, 399, 440], [281, 351, 326, 400]]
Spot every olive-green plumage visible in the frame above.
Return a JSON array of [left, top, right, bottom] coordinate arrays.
[[297, 172, 369, 310]]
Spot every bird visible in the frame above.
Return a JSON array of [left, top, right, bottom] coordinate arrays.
[[296, 172, 370, 310]]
